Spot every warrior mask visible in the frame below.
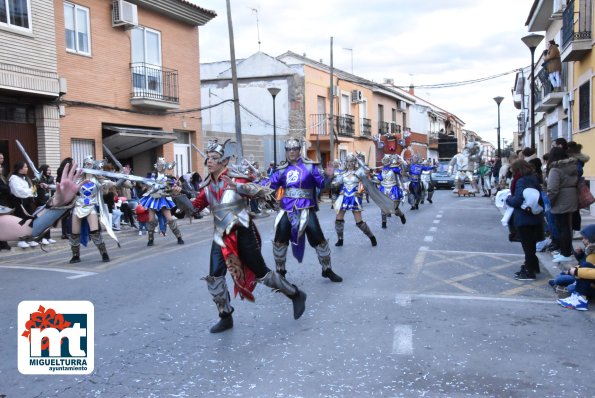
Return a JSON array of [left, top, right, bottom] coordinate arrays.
[[381, 155, 392, 166]]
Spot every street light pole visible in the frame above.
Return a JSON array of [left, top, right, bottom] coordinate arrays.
[[267, 87, 281, 167], [521, 33, 544, 151], [493, 96, 504, 157]]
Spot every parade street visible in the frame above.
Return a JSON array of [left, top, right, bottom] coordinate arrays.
[[1, 190, 594, 397]]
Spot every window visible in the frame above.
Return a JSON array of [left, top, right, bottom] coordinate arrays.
[[131, 27, 162, 95], [71, 138, 95, 166], [579, 81, 590, 130], [0, 0, 31, 31], [64, 2, 90, 55]]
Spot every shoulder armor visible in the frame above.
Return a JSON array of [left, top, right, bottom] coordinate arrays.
[[199, 174, 212, 190], [276, 161, 290, 170]]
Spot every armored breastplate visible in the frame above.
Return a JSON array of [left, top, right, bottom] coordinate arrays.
[[341, 172, 360, 195], [205, 181, 250, 246], [76, 180, 99, 207], [381, 170, 397, 188]]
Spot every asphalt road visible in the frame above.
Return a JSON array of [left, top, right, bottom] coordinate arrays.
[[1, 189, 593, 397]]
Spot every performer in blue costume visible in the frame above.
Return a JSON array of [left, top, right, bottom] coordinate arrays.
[[263, 138, 342, 282], [374, 154, 407, 228], [138, 157, 184, 246], [332, 153, 377, 247], [408, 156, 434, 210]]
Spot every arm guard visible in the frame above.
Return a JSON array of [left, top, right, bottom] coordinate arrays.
[[25, 199, 75, 240], [236, 182, 274, 200]]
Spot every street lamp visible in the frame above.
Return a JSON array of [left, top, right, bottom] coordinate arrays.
[[267, 87, 281, 167], [521, 33, 544, 151], [493, 96, 504, 157]]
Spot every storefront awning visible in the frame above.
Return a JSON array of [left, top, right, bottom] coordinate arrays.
[[103, 126, 177, 159]]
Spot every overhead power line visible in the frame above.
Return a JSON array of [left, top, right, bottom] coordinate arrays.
[[394, 67, 525, 90]]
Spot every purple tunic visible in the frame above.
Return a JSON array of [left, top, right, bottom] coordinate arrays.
[[265, 159, 325, 210]]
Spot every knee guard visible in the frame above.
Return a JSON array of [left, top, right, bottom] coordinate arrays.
[[335, 219, 345, 239], [273, 242, 288, 276], [314, 240, 332, 271], [167, 219, 182, 238]]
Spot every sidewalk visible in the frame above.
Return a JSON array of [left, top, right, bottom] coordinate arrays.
[[537, 209, 595, 278]]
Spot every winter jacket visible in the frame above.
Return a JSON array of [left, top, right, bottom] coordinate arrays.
[[544, 44, 562, 73], [505, 174, 544, 227], [570, 152, 590, 179], [547, 158, 578, 214]]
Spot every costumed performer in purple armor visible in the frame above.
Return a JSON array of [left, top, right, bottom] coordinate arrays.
[[178, 139, 306, 333], [138, 157, 184, 246], [264, 137, 343, 282], [331, 153, 377, 247]]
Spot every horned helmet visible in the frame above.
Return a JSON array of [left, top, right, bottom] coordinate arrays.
[[83, 155, 103, 170], [285, 137, 301, 152], [205, 138, 237, 164], [154, 157, 175, 172], [344, 153, 358, 170]]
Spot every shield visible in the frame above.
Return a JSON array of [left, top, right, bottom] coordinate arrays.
[[360, 176, 395, 214]]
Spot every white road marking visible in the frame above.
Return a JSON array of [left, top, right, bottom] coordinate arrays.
[[423, 235, 434, 242], [423, 248, 524, 257], [392, 325, 413, 355], [436, 214, 443, 218], [432, 220, 440, 224], [429, 227, 437, 232], [419, 246, 429, 251], [414, 293, 553, 305], [395, 294, 411, 307], [0, 265, 96, 279]]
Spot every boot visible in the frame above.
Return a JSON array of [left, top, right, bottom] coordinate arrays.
[[356, 221, 376, 247], [334, 220, 344, 246], [381, 221, 387, 229], [315, 240, 342, 282], [69, 234, 81, 264], [147, 220, 157, 246], [273, 242, 288, 277], [97, 243, 110, 262], [210, 311, 234, 333], [259, 271, 307, 319], [204, 275, 234, 333], [168, 219, 183, 244]]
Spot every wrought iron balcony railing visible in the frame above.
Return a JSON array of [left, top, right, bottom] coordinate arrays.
[[562, 0, 592, 48], [130, 62, 179, 104], [310, 113, 329, 136], [335, 115, 355, 137], [378, 121, 389, 135], [360, 118, 372, 137]]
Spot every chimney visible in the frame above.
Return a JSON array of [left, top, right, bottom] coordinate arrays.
[[409, 84, 415, 95]]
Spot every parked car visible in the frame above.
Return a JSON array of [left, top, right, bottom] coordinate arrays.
[[430, 162, 455, 189]]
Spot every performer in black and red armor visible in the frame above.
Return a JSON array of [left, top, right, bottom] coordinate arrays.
[[181, 139, 306, 333]]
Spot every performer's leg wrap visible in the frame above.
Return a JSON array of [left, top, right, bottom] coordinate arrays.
[[381, 212, 387, 228], [335, 219, 345, 240], [357, 220, 377, 246], [204, 275, 234, 333], [315, 240, 332, 271], [147, 219, 158, 244], [258, 270, 306, 319], [335, 219, 345, 246], [272, 242, 288, 277], [167, 219, 182, 238], [90, 231, 110, 262], [69, 234, 80, 263]]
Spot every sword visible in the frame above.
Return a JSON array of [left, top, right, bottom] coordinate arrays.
[[191, 143, 207, 159], [103, 144, 123, 171], [16, 139, 41, 180], [80, 168, 170, 193]]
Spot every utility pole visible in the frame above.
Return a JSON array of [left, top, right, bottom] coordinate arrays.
[[329, 37, 334, 163], [226, 0, 243, 158]]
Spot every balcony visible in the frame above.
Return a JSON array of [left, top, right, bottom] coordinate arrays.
[[378, 121, 389, 135], [389, 122, 402, 134], [561, 0, 592, 62], [535, 68, 564, 111], [309, 113, 329, 136], [335, 115, 355, 137], [360, 118, 372, 137], [428, 132, 439, 149], [130, 63, 180, 110]]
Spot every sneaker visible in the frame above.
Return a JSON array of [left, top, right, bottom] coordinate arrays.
[[41, 238, 50, 245], [27, 241, 39, 247], [552, 255, 574, 263], [557, 292, 588, 310], [515, 270, 536, 281], [17, 241, 29, 249], [48, 239, 56, 244]]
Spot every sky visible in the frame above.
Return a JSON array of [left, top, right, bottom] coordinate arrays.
[[192, 0, 541, 148]]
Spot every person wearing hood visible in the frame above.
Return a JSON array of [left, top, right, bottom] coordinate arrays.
[[522, 147, 543, 184], [544, 39, 562, 90], [506, 160, 544, 280], [547, 147, 578, 263]]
